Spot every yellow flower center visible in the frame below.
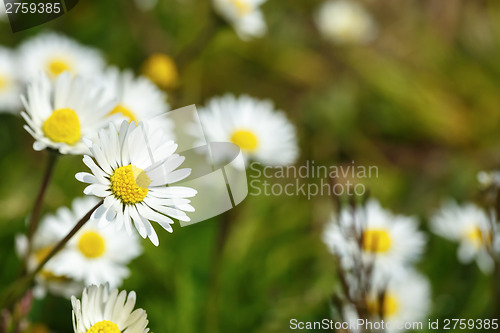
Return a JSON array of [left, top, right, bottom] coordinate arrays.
[[86, 320, 120, 333], [34, 246, 69, 282], [110, 165, 151, 204], [78, 231, 106, 258], [230, 129, 259, 152], [230, 0, 252, 16], [141, 53, 178, 89], [46, 57, 73, 77], [466, 226, 492, 248], [367, 293, 399, 318], [109, 104, 138, 124], [34, 246, 52, 263], [0, 74, 9, 91], [42, 108, 81, 145], [362, 229, 392, 253]]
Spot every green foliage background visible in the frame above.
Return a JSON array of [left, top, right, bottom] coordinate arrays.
[[1, 0, 500, 332]]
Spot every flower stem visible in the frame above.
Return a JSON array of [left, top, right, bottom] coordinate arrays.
[[25, 150, 59, 265], [1, 200, 103, 312]]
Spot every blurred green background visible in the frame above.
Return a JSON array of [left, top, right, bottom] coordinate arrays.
[[2, 0, 500, 332]]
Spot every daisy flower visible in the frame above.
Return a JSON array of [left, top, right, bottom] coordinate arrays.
[[0, 47, 23, 113], [39, 197, 142, 288], [21, 72, 116, 154], [18, 32, 105, 81], [76, 120, 197, 246], [72, 284, 149, 333], [477, 170, 500, 189], [101, 67, 173, 137], [430, 201, 498, 273], [315, 0, 377, 45], [323, 199, 426, 275], [141, 53, 179, 90], [212, 0, 267, 40], [0, 1, 7, 22], [16, 231, 83, 299], [197, 94, 298, 166], [366, 270, 430, 333]]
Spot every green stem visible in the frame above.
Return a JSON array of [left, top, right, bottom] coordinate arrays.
[[1, 200, 103, 311], [25, 150, 59, 266]]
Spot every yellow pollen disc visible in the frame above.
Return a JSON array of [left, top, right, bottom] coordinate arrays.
[[86, 320, 120, 333], [362, 229, 392, 253], [34, 246, 70, 281], [34, 246, 53, 263], [0, 75, 8, 90], [230, 0, 252, 16], [367, 293, 399, 318], [78, 231, 106, 258], [110, 165, 151, 204], [42, 108, 81, 145], [230, 129, 259, 152], [109, 104, 138, 124], [466, 226, 492, 248], [141, 53, 178, 89], [46, 57, 73, 77]]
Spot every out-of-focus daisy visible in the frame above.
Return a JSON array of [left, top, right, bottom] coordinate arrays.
[[72, 284, 149, 333], [18, 33, 105, 81], [431, 201, 498, 273], [341, 270, 430, 333], [21, 72, 116, 154], [477, 170, 500, 189], [101, 67, 172, 137], [212, 0, 267, 40], [16, 231, 83, 299], [198, 94, 298, 165], [366, 270, 430, 333], [76, 120, 197, 246], [315, 0, 377, 45], [39, 197, 142, 288], [0, 47, 22, 113], [141, 53, 179, 90], [134, 0, 157, 11], [0, 1, 7, 22], [324, 199, 426, 275]]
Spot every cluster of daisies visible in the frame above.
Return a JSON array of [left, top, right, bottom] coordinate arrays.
[[323, 173, 500, 333], [323, 199, 429, 332], [0, 29, 299, 332]]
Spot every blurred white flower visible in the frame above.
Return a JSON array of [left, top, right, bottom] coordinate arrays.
[[41, 197, 142, 288], [343, 269, 431, 333], [212, 0, 267, 40], [134, 0, 157, 11], [323, 199, 426, 275], [477, 170, 500, 188], [431, 201, 498, 274], [16, 197, 142, 297], [21, 72, 116, 155], [198, 94, 298, 166], [0, 1, 7, 22], [16, 234, 84, 299], [76, 120, 197, 246], [18, 32, 105, 81], [101, 67, 173, 138], [315, 0, 377, 45], [72, 284, 149, 333], [0, 47, 22, 113]]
